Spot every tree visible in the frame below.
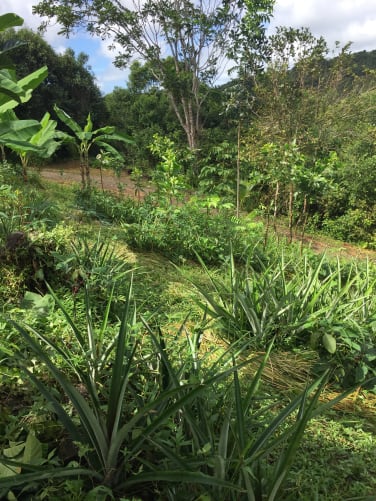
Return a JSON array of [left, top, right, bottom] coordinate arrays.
[[34, 0, 274, 150], [251, 27, 355, 157], [0, 28, 108, 126], [105, 61, 181, 170]]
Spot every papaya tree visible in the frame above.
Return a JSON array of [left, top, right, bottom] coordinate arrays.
[[54, 105, 133, 190]]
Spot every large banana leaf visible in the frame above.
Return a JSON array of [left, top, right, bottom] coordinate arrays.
[[0, 66, 48, 113], [0, 13, 25, 70], [0, 118, 41, 146], [0, 13, 23, 31], [53, 105, 82, 135], [5, 112, 64, 163]]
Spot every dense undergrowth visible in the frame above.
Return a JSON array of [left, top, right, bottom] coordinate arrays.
[[0, 167, 375, 500]]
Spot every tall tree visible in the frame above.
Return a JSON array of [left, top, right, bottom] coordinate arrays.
[[105, 61, 180, 170], [34, 0, 274, 150], [251, 27, 354, 157]]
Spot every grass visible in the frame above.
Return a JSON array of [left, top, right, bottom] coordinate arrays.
[[0, 175, 375, 500]]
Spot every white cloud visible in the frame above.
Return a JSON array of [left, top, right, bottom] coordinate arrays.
[[269, 0, 376, 52], [1, 0, 63, 46]]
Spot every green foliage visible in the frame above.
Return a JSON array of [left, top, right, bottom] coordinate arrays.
[[192, 248, 376, 390], [198, 140, 239, 201], [0, 14, 48, 114], [5, 111, 63, 179], [149, 134, 187, 205], [0, 27, 108, 125], [76, 188, 263, 265], [54, 234, 133, 312], [0, 178, 375, 499], [104, 79, 179, 171], [1, 282, 350, 500], [54, 105, 133, 190], [34, 0, 274, 149]]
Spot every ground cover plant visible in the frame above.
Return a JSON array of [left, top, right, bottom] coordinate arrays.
[[0, 173, 375, 500], [1, 8, 375, 498], [192, 250, 376, 390]]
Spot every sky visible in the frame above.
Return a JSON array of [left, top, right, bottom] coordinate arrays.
[[2, 0, 376, 94]]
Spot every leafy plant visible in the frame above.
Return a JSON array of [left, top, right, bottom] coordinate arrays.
[[1, 283, 236, 497], [54, 104, 133, 190], [1, 281, 353, 500], [5, 111, 63, 180], [192, 248, 376, 389], [149, 133, 187, 206]]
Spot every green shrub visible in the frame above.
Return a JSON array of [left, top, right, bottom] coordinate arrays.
[[192, 248, 376, 390], [0, 285, 349, 500], [321, 208, 376, 247], [124, 204, 263, 264]]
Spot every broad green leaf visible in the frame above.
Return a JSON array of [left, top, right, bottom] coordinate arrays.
[[17, 66, 48, 94], [0, 118, 40, 139], [3, 443, 24, 459], [322, 333, 336, 354], [53, 105, 82, 135], [0, 66, 48, 113], [22, 434, 43, 465], [20, 292, 55, 316], [355, 364, 368, 382], [0, 69, 25, 102], [0, 13, 23, 32], [95, 141, 124, 161], [0, 462, 20, 478]]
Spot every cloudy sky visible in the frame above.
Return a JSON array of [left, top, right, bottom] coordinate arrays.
[[2, 0, 376, 94]]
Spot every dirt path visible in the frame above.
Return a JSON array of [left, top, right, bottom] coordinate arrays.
[[40, 162, 376, 262], [40, 161, 153, 198]]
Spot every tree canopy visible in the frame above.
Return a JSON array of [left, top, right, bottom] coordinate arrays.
[[34, 0, 274, 149], [0, 28, 108, 125]]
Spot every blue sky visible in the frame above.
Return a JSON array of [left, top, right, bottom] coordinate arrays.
[[2, 0, 376, 95]]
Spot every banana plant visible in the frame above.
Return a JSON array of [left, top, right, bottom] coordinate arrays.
[[0, 13, 24, 71], [0, 13, 48, 164], [54, 105, 134, 190], [0, 110, 41, 164], [0, 13, 48, 110], [5, 111, 64, 180]]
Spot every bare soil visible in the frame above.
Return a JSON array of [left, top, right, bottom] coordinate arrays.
[[40, 162, 376, 262], [40, 160, 153, 198]]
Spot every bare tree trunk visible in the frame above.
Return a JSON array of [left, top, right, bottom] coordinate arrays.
[[236, 121, 241, 218], [273, 181, 279, 234], [300, 194, 308, 254], [288, 182, 294, 243]]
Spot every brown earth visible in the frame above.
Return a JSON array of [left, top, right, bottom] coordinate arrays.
[[39, 162, 376, 263], [40, 160, 153, 198]]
